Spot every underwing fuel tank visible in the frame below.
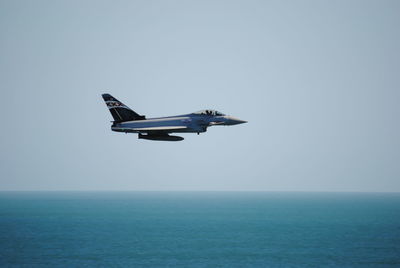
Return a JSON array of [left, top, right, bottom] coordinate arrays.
[[138, 133, 184, 141]]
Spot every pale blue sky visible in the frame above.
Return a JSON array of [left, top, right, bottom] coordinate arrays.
[[1, 0, 399, 191]]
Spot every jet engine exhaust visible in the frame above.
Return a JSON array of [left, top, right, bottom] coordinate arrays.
[[138, 133, 184, 141]]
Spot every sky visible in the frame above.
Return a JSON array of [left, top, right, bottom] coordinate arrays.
[[1, 0, 399, 191]]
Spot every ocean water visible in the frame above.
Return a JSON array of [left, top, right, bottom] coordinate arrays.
[[0, 192, 399, 267]]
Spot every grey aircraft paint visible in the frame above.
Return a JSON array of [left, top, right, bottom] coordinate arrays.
[[102, 94, 247, 141]]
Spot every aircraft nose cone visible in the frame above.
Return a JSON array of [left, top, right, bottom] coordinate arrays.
[[226, 116, 247, 125]]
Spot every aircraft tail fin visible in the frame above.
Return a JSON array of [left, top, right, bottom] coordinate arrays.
[[102, 94, 145, 122]]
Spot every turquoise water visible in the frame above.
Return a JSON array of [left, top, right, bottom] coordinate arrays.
[[1, 192, 399, 267]]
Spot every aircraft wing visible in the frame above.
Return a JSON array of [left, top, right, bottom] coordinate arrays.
[[127, 126, 188, 131]]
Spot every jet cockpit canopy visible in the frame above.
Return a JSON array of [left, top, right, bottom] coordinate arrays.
[[193, 110, 225, 116]]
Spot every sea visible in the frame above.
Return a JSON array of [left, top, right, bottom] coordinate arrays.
[[0, 191, 399, 267]]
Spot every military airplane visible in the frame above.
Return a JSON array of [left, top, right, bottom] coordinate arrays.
[[102, 94, 247, 141]]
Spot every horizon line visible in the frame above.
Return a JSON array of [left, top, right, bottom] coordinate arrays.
[[1, 190, 400, 193]]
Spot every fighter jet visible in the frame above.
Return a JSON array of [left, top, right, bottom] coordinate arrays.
[[102, 94, 247, 141]]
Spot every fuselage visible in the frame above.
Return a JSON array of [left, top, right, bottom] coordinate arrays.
[[112, 113, 224, 134]]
